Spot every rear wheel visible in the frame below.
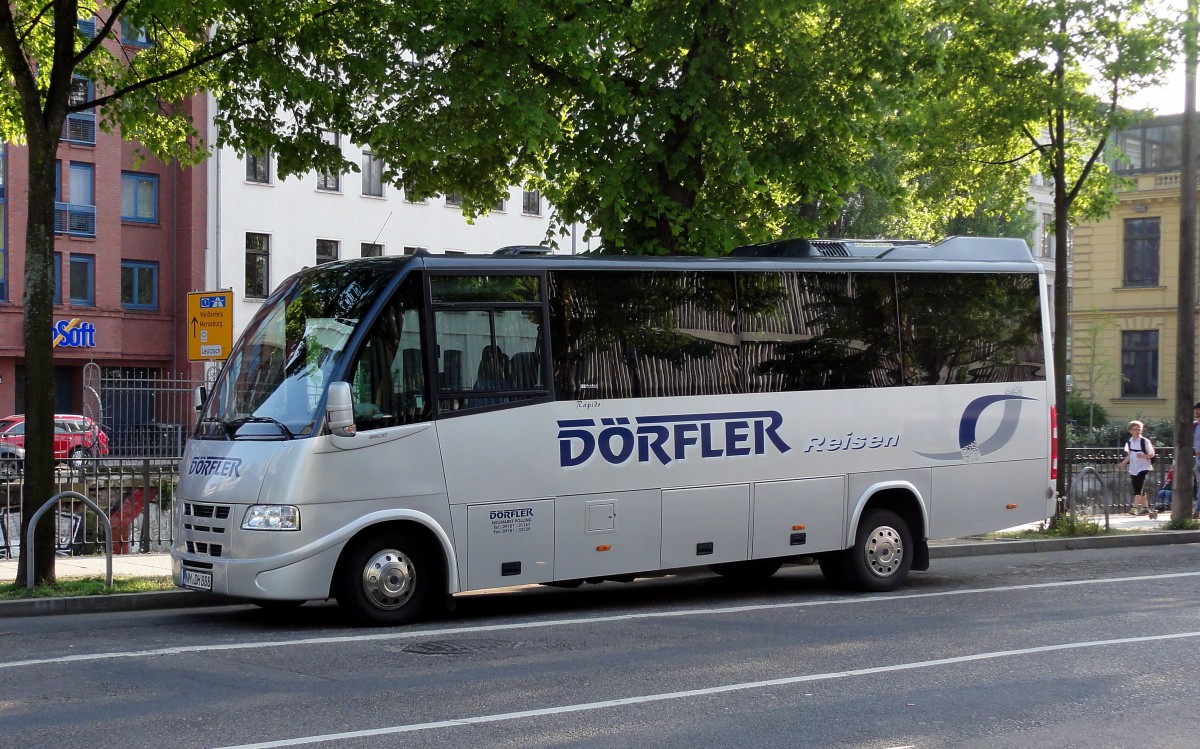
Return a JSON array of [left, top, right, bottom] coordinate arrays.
[[818, 552, 851, 588], [843, 509, 912, 592], [336, 530, 439, 626]]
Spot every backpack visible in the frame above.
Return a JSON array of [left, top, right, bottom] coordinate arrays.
[[1137, 436, 1155, 463]]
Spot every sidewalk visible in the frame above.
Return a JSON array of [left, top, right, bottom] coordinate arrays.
[[0, 511, 1195, 617]]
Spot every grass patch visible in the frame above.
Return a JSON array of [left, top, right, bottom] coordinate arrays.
[[989, 513, 1110, 539], [0, 576, 174, 600], [988, 513, 1200, 539]]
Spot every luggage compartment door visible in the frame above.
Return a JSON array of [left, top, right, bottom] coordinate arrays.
[[466, 499, 554, 590]]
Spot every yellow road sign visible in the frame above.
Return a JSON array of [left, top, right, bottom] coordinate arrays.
[[187, 291, 234, 361]]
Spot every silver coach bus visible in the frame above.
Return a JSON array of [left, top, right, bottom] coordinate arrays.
[[174, 237, 1055, 625]]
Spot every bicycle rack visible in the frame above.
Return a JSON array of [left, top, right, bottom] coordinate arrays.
[[25, 491, 112, 591], [1071, 465, 1111, 531]]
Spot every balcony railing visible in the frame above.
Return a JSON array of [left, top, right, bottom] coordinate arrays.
[[54, 202, 97, 237]]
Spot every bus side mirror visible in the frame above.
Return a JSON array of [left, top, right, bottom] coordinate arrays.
[[194, 386, 207, 412], [326, 381, 356, 437]]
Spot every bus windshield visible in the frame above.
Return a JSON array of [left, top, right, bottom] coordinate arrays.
[[197, 261, 400, 439]]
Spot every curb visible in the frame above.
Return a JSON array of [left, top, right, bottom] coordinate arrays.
[[0, 590, 238, 618], [930, 529, 1200, 557], [3, 530, 1199, 618]]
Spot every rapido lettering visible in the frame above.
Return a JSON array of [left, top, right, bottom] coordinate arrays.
[[557, 411, 791, 468]]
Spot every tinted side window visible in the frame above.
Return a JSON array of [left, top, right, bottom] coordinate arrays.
[[431, 275, 547, 413], [548, 271, 739, 400], [896, 273, 1044, 385], [346, 275, 428, 430], [739, 272, 902, 392]]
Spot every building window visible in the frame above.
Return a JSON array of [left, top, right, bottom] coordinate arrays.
[[1121, 330, 1159, 398], [69, 254, 94, 306], [55, 162, 96, 237], [0, 146, 6, 301], [1115, 122, 1182, 174], [317, 131, 341, 191], [121, 172, 158, 223], [246, 233, 271, 299], [362, 150, 384, 197], [361, 243, 383, 258], [52, 252, 61, 304], [316, 239, 340, 264], [64, 77, 96, 145], [402, 246, 427, 256], [121, 23, 152, 46], [445, 193, 463, 208], [121, 260, 158, 310], [1040, 213, 1055, 258], [494, 196, 506, 212], [522, 189, 541, 216], [1123, 217, 1160, 287], [246, 149, 271, 184]]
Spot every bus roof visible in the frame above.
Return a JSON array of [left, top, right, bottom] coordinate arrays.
[[417, 236, 1039, 274], [306, 236, 1040, 280]]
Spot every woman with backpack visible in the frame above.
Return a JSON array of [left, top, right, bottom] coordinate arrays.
[[1117, 420, 1156, 517]]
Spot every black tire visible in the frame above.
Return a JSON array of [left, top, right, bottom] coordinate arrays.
[[818, 551, 851, 588], [709, 559, 783, 580], [336, 530, 439, 626], [0, 459, 17, 482], [843, 509, 912, 592], [68, 446, 90, 469]]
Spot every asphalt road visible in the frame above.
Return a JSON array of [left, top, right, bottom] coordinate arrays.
[[1, 544, 1199, 749]]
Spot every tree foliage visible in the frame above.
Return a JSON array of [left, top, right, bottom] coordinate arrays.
[[0, 0, 1183, 583]]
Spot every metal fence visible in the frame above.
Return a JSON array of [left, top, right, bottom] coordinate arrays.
[[0, 458, 177, 558], [95, 368, 206, 458], [0, 367, 207, 559], [1063, 446, 1175, 516]]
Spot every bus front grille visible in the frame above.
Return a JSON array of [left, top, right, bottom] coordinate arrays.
[[181, 502, 231, 558]]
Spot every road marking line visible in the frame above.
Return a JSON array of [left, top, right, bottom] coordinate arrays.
[[3, 570, 1200, 670], [211, 630, 1200, 749]]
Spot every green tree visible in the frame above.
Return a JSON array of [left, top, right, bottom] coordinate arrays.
[[1070, 311, 1118, 430], [0, 0, 439, 585], [360, 0, 942, 256], [912, 0, 1177, 508]]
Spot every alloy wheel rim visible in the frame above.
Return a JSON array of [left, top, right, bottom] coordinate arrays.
[[865, 525, 903, 578], [361, 548, 416, 610]]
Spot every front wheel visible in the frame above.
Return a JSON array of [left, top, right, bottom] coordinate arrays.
[[68, 446, 91, 469], [842, 509, 912, 592], [336, 530, 439, 626]]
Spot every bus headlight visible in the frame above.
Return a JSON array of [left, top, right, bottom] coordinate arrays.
[[242, 505, 301, 531]]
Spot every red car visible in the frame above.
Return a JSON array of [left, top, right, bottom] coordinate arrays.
[[0, 414, 109, 467]]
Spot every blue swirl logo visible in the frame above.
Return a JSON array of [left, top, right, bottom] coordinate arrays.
[[916, 394, 1035, 462]]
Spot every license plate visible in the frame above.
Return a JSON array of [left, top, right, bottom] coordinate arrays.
[[182, 569, 213, 591]]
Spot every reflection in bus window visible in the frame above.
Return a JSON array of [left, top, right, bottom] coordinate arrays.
[[431, 275, 546, 413], [347, 275, 427, 430], [549, 271, 739, 400]]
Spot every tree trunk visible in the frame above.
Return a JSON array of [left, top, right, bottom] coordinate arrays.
[[1052, 56, 1071, 511], [1175, 0, 1199, 524], [16, 129, 64, 587]]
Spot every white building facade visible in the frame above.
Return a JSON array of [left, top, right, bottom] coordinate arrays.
[[205, 115, 595, 342]]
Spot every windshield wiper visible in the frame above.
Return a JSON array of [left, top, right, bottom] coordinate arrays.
[[223, 415, 296, 440]]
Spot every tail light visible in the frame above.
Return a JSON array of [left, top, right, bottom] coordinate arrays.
[[1050, 405, 1058, 480]]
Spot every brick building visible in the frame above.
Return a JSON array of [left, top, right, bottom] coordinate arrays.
[[0, 99, 208, 420]]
